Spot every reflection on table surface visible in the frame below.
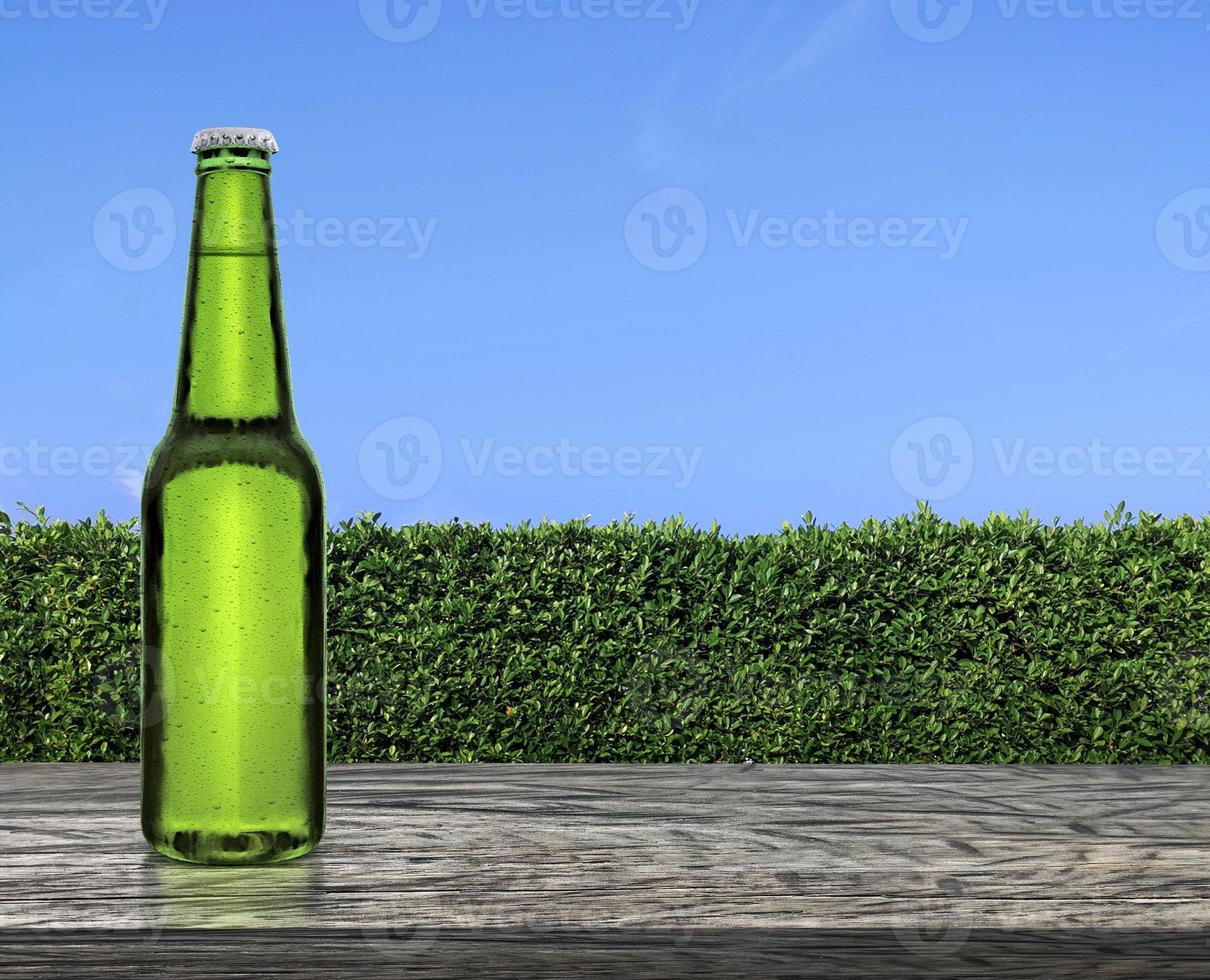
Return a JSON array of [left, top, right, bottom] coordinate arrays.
[[147, 854, 325, 931]]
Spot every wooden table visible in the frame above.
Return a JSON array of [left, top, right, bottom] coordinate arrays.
[[2, 764, 1208, 977]]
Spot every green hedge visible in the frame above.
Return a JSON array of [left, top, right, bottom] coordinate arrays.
[[2, 504, 1209, 764]]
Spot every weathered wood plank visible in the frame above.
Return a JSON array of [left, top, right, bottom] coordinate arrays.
[[2, 764, 1209, 977]]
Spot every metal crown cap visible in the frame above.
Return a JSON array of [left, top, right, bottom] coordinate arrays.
[[191, 128, 279, 154]]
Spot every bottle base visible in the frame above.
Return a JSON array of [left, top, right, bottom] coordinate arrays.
[[146, 828, 321, 866]]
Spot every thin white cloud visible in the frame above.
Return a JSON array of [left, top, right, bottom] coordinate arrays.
[[1153, 297, 1210, 342], [1102, 293, 1210, 360], [115, 467, 144, 502], [633, 68, 693, 173], [765, 0, 881, 89], [633, 0, 882, 174]]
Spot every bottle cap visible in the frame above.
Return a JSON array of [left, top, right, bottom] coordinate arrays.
[[191, 128, 279, 154]]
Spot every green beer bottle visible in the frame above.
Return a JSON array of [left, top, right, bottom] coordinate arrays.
[[141, 128, 326, 865]]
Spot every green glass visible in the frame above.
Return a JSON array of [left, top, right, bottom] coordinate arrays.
[[141, 138, 326, 865]]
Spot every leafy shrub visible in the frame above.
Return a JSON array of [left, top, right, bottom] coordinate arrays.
[[2, 503, 1208, 763]]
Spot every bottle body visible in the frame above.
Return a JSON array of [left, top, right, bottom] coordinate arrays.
[[141, 134, 325, 865]]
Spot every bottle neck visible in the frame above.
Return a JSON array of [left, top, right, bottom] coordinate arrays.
[[173, 149, 295, 426]]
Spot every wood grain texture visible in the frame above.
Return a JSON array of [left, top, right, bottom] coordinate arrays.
[[2, 763, 1209, 977]]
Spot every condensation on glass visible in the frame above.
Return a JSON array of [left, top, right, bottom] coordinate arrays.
[[141, 128, 326, 865]]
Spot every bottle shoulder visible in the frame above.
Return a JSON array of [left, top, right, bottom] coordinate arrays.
[[146, 421, 323, 496]]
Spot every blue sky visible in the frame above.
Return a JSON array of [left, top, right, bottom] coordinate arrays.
[[3, 0, 1210, 534]]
